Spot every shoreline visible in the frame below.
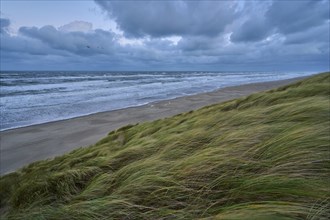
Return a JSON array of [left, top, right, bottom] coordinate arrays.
[[0, 75, 313, 132], [0, 76, 307, 175]]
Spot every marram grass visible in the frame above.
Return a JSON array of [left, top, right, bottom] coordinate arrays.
[[1, 73, 329, 219]]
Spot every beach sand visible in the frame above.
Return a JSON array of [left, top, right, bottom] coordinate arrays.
[[0, 77, 305, 175]]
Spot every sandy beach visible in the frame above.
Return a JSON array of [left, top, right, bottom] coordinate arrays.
[[0, 77, 305, 175]]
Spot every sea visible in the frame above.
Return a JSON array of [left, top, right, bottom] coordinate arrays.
[[0, 71, 314, 131]]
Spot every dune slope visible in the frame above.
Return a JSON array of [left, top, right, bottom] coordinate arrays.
[[1, 73, 329, 219]]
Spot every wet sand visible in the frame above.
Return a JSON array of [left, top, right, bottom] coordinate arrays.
[[0, 77, 305, 175]]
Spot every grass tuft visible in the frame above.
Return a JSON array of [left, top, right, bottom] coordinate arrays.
[[1, 72, 329, 219]]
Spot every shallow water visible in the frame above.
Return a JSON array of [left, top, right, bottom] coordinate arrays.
[[0, 71, 314, 130]]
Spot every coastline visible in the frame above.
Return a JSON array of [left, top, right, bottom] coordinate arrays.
[[0, 76, 307, 175]]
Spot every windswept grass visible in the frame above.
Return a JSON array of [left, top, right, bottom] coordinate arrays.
[[1, 72, 329, 219]]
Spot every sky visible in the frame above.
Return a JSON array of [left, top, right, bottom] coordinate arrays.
[[0, 0, 329, 71]]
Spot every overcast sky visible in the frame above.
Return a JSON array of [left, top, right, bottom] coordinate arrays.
[[0, 0, 329, 71]]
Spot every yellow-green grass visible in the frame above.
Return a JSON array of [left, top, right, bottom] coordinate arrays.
[[1, 73, 329, 219]]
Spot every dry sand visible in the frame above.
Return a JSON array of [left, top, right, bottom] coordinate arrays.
[[0, 77, 304, 175]]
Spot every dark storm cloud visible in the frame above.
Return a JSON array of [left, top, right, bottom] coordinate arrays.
[[177, 36, 223, 52], [230, 17, 272, 42], [285, 23, 329, 45], [1, 20, 126, 70], [1, 34, 55, 56], [230, 0, 329, 43], [0, 19, 176, 70], [1, 0, 329, 71], [95, 0, 237, 37], [0, 18, 10, 34], [18, 25, 117, 55], [266, 0, 329, 34]]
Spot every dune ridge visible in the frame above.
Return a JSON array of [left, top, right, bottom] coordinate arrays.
[[1, 73, 329, 219]]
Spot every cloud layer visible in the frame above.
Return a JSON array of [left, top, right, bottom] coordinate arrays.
[[96, 1, 237, 37], [1, 0, 329, 71]]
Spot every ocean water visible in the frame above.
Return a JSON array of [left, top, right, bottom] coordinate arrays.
[[0, 71, 314, 131]]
